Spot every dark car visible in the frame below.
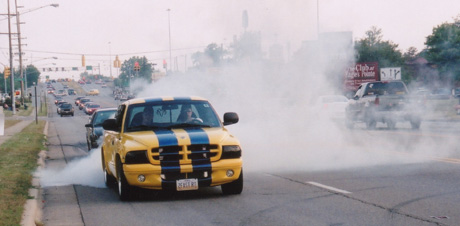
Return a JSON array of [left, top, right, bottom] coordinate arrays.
[[58, 103, 74, 117], [84, 103, 101, 115], [74, 96, 85, 106], [85, 108, 116, 150], [79, 98, 91, 110], [68, 89, 76, 95], [54, 96, 63, 105]]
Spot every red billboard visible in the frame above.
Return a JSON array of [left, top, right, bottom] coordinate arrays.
[[344, 62, 379, 91]]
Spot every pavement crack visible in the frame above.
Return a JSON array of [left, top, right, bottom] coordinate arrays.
[[267, 173, 448, 226]]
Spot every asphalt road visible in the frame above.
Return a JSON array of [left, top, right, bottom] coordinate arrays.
[[41, 82, 460, 226]]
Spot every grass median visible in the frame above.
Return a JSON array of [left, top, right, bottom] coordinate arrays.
[[0, 120, 46, 226]]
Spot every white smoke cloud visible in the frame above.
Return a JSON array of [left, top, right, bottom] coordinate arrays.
[[40, 148, 105, 188]]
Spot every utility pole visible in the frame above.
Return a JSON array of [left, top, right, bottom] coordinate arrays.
[[7, 0, 16, 114], [15, 0, 25, 103]]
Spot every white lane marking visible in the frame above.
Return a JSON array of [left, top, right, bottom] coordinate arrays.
[[307, 181, 352, 194]]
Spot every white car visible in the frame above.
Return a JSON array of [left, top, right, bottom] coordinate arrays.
[[313, 95, 349, 120]]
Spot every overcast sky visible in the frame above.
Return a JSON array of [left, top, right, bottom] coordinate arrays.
[[2, 0, 460, 76]]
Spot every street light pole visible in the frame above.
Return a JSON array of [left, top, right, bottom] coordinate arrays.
[[167, 9, 172, 73], [109, 42, 112, 78]]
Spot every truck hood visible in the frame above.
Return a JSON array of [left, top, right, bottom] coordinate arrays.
[[123, 127, 238, 149]]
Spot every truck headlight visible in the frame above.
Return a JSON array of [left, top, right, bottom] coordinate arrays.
[[222, 145, 241, 159], [125, 150, 149, 164]]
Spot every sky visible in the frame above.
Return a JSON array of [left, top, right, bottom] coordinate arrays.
[[2, 0, 460, 77]]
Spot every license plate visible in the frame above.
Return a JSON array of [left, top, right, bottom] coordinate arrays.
[[176, 178, 198, 191]]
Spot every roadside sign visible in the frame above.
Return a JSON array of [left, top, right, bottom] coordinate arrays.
[[380, 67, 401, 81]]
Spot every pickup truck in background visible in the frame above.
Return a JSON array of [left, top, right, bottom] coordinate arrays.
[[346, 81, 422, 129]]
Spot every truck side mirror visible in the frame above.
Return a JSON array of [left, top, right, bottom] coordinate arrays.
[[102, 118, 118, 131], [223, 112, 239, 126]]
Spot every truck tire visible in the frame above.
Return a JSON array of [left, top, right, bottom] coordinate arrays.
[[116, 158, 133, 201], [221, 169, 243, 195]]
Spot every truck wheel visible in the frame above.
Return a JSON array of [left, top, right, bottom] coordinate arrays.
[[102, 149, 116, 188], [221, 169, 243, 195], [116, 158, 132, 201]]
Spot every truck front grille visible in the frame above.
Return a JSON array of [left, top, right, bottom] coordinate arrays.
[[151, 144, 218, 162]]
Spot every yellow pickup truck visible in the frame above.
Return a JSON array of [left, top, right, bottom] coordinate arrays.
[[101, 96, 243, 200]]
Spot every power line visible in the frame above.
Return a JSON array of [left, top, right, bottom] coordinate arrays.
[[0, 46, 206, 57]]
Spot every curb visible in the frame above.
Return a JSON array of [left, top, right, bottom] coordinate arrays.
[[20, 120, 48, 226]]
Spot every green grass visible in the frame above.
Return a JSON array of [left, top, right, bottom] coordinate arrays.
[[38, 101, 48, 117], [4, 120, 21, 129], [0, 120, 46, 226]]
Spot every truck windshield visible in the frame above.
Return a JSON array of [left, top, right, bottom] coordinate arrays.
[[366, 82, 407, 95], [125, 100, 221, 132]]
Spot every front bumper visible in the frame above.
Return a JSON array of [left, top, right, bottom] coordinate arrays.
[[122, 159, 242, 190]]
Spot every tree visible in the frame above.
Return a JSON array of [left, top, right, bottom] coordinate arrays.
[[231, 31, 263, 62], [191, 43, 226, 69], [119, 56, 154, 86], [25, 65, 40, 87], [425, 18, 460, 83], [355, 27, 405, 80]]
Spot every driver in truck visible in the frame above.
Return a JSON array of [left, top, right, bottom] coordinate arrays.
[[176, 104, 203, 123]]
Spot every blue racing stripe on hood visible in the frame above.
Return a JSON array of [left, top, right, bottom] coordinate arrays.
[[185, 128, 211, 174], [156, 130, 180, 175], [156, 130, 179, 146], [185, 128, 209, 144]]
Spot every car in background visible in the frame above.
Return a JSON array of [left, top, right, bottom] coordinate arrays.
[[54, 89, 67, 97], [313, 95, 349, 121], [79, 98, 91, 110], [88, 89, 99, 96], [56, 101, 70, 114], [432, 88, 452, 99], [63, 84, 69, 89], [84, 103, 101, 115], [54, 96, 63, 105], [84, 108, 117, 150], [68, 89, 76, 95], [101, 83, 107, 88], [58, 103, 74, 117], [78, 80, 85, 85], [74, 96, 85, 106]]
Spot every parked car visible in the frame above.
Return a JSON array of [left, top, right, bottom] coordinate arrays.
[[84, 103, 101, 115], [58, 103, 74, 117], [84, 108, 117, 150]]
